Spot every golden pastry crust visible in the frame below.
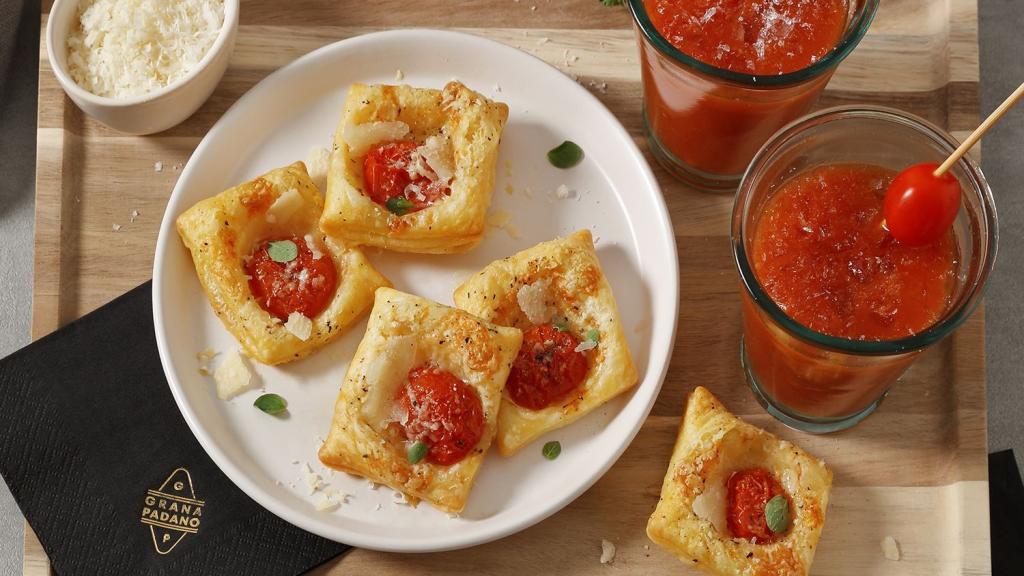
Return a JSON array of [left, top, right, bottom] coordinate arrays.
[[452, 229, 638, 455], [647, 387, 833, 576], [317, 287, 522, 513], [319, 81, 509, 254], [175, 162, 390, 365]]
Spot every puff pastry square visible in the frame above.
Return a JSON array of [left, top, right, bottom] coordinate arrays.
[[452, 229, 638, 455], [176, 162, 390, 365], [647, 386, 833, 576], [318, 287, 522, 513], [320, 81, 509, 254]]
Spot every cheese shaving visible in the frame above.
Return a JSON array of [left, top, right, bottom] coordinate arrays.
[[306, 146, 330, 192], [691, 482, 727, 534], [304, 234, 324, 260], [517, 280, 555, 325], [66, 0, 225, 99], [213, 349, 255, 400], [360, 335, 418, 433], [343, 121, 410, 156], [266, 188, 303, 224], [417, 135, 454, 182], [285, 312, 313, 341], [599, 539, 616, 564]]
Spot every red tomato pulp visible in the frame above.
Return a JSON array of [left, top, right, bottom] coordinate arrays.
[[726, 468, 788, 543], [246, 236, 337, 322], [395, 365, 485, 466], [506, 324, 591, 411]]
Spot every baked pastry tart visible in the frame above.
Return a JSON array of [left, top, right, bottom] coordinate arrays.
[[176, 162, 390, 365], [319, 81, 509, 254], [317, 287, 522, 513], [452, 230, 638, 455], [647, 386, 833, 576]]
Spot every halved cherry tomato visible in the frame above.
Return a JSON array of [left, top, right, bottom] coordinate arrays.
[[726, 468, 788, 543], [362, 140, 449, 214], [883, 162, 961, 246], [395, 365, 484, 466], [506, 324, 590, 410], [245, 236, 337, 321]]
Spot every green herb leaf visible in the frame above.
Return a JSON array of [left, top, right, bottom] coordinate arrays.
[[547, 141, 585, 169], [542, 441, 562, 460], [253, 393, 288, 416], [408, 440, 429, 464], [267, 240, 298, 263], [601, 0, 624, 5], [765, 495, 790, 533], [586, 328, 600, 343], [386, 196, 415, 216], [554, 318, 570, 332]]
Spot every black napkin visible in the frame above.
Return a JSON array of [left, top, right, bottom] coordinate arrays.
[[990, 449, 1024, 574], [0, 282, 349, 576]]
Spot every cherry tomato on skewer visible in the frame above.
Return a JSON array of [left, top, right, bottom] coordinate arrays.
[[883, 162, 962, 246]]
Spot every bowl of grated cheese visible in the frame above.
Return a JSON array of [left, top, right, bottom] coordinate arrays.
[[46, 0, 239, 135]]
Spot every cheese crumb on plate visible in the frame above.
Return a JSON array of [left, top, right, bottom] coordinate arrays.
[[213, 349, 256, 400]]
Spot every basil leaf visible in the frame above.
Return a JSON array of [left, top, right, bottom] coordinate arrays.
[[408, 440, 429, 464], [765, 494, 790, 533], [267, 240, 298, 263], [547, 141, 584, 169], [601, 0, 624, 6], [542, 441, 561, 460], [253, 393, 288, 416], [586, 328, 600, 343], [386, 196, 415, 215]]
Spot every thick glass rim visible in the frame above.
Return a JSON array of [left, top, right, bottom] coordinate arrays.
[[732, 106, 999, 355], [626, 0, 880, 88]]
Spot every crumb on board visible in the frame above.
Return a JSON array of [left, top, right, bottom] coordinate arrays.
[[881, 536, 901, 561], [154, 161, 163, 172], [600, 539, 616, 564], [111, 223, 121, 232], [395, 69, 404, 81]]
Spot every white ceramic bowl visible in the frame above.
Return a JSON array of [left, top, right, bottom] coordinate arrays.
[[46, 0, 239, 135]]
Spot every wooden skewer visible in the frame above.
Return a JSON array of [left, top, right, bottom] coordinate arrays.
[[934, 80, 1024, 177]]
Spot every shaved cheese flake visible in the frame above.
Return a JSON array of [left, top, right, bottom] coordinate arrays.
[[314, 497, 339, 512], [285, 312, 313, 341], [574, 338, 598, 353], [66, 0, 225, 99], [306, 146, 330, 192], [881, 536, 901, 561], [266, 187, 303, 224], [304, 234, 324, 260], [691, 481, 727, 534], [214, 349, 256, 400], [599, 539, 616, 564], [417, 135, 455, 182], [360, 335, 418, 433], [343, 121, 410, 156], [517, 280, 555, 325]]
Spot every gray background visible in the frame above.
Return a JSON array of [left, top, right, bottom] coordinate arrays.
[[1, 0, 1021, 573]]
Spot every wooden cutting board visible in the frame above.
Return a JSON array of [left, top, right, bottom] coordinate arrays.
[[28, 0, 990, 574]]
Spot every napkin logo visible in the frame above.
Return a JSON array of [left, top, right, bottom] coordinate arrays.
[[140, 467, 205, 555]]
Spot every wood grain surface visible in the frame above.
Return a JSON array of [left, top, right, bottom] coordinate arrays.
[[29, 0, 990, 574]]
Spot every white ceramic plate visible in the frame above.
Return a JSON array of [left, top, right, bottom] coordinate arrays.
[[153, 29, 678, 552]]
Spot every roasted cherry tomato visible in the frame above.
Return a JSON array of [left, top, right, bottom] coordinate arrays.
[[726, 468, 788, 543], [506, 323, 590, 411], [395, 365, 484, 466], [883, 162, 961, 246], [246, 236, 337, 321], [362, 140, 449, 214]]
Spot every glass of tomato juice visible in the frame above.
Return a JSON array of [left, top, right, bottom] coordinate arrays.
[[626, 0, 879, 192], [732, 107, 997, 433]]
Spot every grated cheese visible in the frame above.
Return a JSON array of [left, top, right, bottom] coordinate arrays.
[[266, 188, 303, 224], [66, 0, 225, 99]]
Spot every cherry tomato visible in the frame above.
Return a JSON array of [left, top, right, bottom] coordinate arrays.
[[726, 468, 788, 543], [245, 236, 337, 321], [506, 324, 590, 411], [362, 140, 449, 213], [883, 162, 961, 246], [395, 365, 484, 466]]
